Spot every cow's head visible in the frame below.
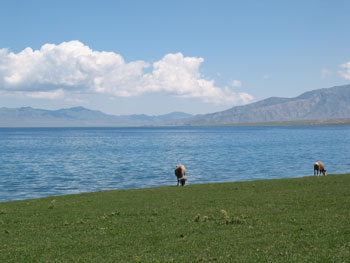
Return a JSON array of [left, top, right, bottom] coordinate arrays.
[[179, 177, 187, 186]]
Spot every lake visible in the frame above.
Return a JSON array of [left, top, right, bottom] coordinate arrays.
[[0, 126, 349, 202]]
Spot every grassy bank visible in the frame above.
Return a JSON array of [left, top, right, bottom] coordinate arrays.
[[1, 174, 350, 262]]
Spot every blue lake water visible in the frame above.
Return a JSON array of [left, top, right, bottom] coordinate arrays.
[[0, 126, 349, 202]]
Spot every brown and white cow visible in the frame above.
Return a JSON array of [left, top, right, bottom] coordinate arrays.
[[174, 165, 187, 186], [314, 161, 327, 176]]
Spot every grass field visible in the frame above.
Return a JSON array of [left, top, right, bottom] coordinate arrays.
[[1, 174, 350, 262]]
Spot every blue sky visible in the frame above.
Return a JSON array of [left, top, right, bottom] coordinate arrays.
[[0, 0, 349, 115]]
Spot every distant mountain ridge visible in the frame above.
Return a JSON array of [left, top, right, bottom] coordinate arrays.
[[0, 106, 192, 127], [168, 84, 350, 125], [1, 84, 349, 127]]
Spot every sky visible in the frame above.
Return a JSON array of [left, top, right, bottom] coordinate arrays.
[[0, 0, 349, 115]]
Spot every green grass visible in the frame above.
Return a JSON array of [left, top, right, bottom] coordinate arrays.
[[1, 174, 350, 262]]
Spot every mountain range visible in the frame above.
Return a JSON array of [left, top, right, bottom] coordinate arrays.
[[0, 107, 192, 127], [168, 84, 350, 125], [0, 84, 349, 127]]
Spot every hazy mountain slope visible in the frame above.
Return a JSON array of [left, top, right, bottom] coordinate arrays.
[[0, 107, 192, 127], [169, 85, 350, 125], [1, 85, 349, 127]]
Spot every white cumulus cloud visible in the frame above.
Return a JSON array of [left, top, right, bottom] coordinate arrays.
[[338, 61, 350, 80], [0, 41, 254, 105]]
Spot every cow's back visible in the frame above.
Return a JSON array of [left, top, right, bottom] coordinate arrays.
[[175, 165, 186, 178], [317, 161, 325, 170]]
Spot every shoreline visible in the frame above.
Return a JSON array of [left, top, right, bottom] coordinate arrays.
[[1, 118, 350, 128], [1, 173, 348, 204]]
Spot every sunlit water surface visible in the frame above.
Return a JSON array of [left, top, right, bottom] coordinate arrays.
[[0, 126, 349, 201]]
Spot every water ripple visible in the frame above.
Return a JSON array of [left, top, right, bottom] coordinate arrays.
[[0, 126, 349, 202]]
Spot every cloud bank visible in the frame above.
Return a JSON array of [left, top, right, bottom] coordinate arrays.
[[339, 61, 350, 80], [0, 41, 253, 105]]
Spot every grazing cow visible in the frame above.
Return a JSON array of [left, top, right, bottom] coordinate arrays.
[[314, 161, 327, 176], [174, 165, 187, 186]]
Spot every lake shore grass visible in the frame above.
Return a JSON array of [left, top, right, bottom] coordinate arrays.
[[1, 174, 350, 262]]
